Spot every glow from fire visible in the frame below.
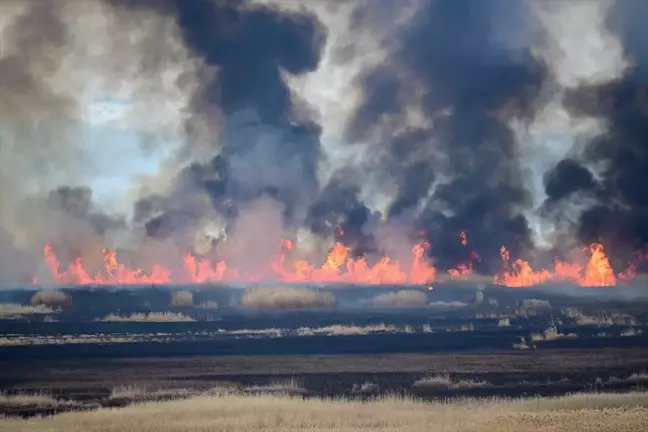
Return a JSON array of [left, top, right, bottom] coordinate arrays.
[[33, 236, 642, 287], [495, 243, 622, 287]]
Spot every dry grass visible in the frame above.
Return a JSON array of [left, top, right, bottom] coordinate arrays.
[[196, 300, 218, 309], [625, 373, 648, 383], [3, 392, 648, 432], [512, 336, 533, 350], [243, 379, 306, 395], [228, 328, 284, 337], [474, 290, 484, 305], [0, 303, 57, 318], [170, 290, 193, 307], [296, 323, 398, 336], [412, 374, 491, 390], [452, 323, 474, 332], [369, 290, 428, 308], [351, 381, 379, 394], [520, 299, 552, 309], [0, 392, 79, 409], [607, 373, 648, 385], [429, 301, 471, 309], [101, 312, 195, 322], [29, 290, 70, 308], [497, 318, 511, 328], [240, 286, 336, 310], [530, 326, 578, 342], [109, 385, 196, 402], [0, 334, 140, 346], [564, 308, 638, 326], [621, 327, 643, 337]]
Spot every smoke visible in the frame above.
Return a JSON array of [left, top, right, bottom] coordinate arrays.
[[293, 0, 548, 272], [0, 0, 201, 283], [1, 0, 648, 284], [540, 1, 648, 268]]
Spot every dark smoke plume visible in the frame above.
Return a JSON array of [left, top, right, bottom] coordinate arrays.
[[127, 0, 328, 252], [544, 1, 648, 269], [5, 0, 648, 284], [308, 0, 548, 272]]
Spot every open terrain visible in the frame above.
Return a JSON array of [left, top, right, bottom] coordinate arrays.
[[2, 391, 648, 432], [1, 283, 647, 421]]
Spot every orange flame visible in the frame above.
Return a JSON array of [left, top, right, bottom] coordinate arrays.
[[38, 240, 437, 286], [42, 243, 172, 285], [494, 243, 619, 287], [36, 238, 641, 288], [459, 231, 467, 246], [447, 233, 480, 279]]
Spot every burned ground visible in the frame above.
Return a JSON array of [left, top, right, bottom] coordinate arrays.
[[1, 283, 647, 417]]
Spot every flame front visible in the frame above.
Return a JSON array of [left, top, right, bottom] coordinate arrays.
[[495, 243, 620, 287], [35, 238, 641, 287], [38, 240, 437, 286]]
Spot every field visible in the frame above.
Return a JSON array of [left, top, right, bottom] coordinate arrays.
[[1, 282, 648, 429], [2, 392, 648, 431]]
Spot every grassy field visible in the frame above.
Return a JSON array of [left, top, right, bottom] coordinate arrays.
[[1, 391, 647, 431]]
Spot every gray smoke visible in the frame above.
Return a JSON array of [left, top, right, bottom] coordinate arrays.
[[1, 0, 647, 285]]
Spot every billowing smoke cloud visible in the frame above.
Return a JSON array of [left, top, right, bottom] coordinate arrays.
[[540, 1, 648, 269], [128, 0, 329, 269], [2, 0, 647, 284], [293, 0, 547, 272], [0, 0, 201, 283]]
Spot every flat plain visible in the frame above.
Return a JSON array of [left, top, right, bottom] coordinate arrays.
[[1, 283, 647, 430]]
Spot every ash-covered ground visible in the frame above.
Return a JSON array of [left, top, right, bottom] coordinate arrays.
[[1, 283, 648, 417]]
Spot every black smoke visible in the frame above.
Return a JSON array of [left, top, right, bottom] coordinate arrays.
[[544, 1, 648, 268], [307, 0, 548, 272], [103, 0, 648, 277], [543, 159, 597, 203], [122, 0, 328, 247]]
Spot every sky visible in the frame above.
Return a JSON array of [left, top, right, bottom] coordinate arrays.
[[82, 98, 174, 214], [2, 0, 648, 284]]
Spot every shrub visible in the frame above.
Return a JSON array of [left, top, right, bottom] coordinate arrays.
[[170, 290, 194, 307], [29, 290, 71, 308], [240, 286, 336, 310]]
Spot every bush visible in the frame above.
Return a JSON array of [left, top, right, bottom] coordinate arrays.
[[240, 286, 336, 310], [170, 290, 194, 307], [29, 290, 71, 308]]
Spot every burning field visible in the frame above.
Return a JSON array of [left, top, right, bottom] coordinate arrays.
[[2, 0, 648, 294], [32, 234, 644, 287], [2, 0, 648, 429]]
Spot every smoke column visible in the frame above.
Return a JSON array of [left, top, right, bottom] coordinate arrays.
[[0, 0, 645, 284]]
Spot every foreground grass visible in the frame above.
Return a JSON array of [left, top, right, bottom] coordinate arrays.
[[2, 392, 648, 431]]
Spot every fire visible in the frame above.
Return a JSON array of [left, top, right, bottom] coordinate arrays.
[[39, 243, 172, 285], [447, 232, 480, 279], [34, 236, 640, 288], [495, 243, 620, 287], [38, 240, 437, 286]]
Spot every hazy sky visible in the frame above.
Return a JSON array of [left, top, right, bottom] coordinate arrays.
[[82, 98, 173, 213]]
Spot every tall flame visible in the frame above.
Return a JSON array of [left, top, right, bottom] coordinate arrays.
[[35, 237, 641, 287], [37, 240, 437, 286], [495, 243, 619, 287]]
